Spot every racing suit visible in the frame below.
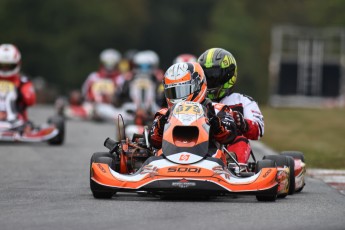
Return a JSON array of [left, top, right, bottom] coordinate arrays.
[[149, 99, 237, 162], [81, 67, 121, 103], [218, 93, 264, 163], [0, 74, 36, 121]]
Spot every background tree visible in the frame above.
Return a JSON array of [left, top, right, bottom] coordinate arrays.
[[1, 0, 345, 103]]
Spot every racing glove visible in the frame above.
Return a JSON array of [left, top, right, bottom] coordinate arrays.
[[232, 111, 248, 134], [156, 109, 170, 136], [157, 115, 167, 136], [207, 103, 236, 135], [207, 103, 223, 134], [207, 103, 237, 144], [149, 109, 170, 149], [217, 109, 237, 134]]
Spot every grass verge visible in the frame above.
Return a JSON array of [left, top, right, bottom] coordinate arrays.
[[260, 106, 345, 169]]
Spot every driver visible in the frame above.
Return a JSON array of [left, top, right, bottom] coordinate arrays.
[[198, 48, 264, 164], [149, 62, 237, 161], [0, 44, 36, 122], [81, 48, 122, 103]]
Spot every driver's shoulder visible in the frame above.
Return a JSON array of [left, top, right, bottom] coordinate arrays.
[[221, 92, 255, 105]]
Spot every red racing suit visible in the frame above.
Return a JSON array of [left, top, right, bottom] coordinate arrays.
[[0, 74, 36, 121], [149, 100, 237, 153], [81, 67, 121, 103], [218, 93, 264, 163]]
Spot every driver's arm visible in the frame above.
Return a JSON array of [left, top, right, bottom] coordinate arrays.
[[148, 108, 169, 149]]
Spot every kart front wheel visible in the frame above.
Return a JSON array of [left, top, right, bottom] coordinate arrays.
[[47, 115, 65, 145], [263, 155, 295, 197], [281, 151, 305, 192], [255, 159, 277, 202], [90, 152, 117, 199]]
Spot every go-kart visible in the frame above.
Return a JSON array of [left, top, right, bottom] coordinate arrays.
[[0, 116, 65, 145], [90, 101, 295, 201], [56, 72, 161, 126], [55, 78, 135, 123], [0, 80, 64, 145]]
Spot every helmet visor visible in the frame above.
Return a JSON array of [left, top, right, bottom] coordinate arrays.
[[164, 79, 200, 100], [203, 68, 223, 88], [0, 63, 18, 71], [165, 83, 193, 100]]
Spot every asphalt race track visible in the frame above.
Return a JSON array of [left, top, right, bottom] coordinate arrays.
[[0, 105, 344, 230]]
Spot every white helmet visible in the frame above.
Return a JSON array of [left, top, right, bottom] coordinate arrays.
[[173, 54, 197, 64], [100, 49, 121, 71], [133, 50, 160, 69], [0, 44, 21, 77]]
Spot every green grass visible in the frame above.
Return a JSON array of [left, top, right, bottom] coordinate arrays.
[[260, 107, 345, 169]]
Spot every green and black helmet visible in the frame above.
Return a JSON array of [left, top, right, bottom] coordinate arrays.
[[198, 48, 237, 101]]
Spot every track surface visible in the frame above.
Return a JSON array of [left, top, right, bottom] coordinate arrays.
[[0, 105, 344, 230]]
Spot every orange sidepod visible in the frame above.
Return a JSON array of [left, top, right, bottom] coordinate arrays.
[[91, 162, 155, 189], [214, 168, 278, 192]]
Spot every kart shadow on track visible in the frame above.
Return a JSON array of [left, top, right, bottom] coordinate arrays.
[[86, 192, 281, 204]]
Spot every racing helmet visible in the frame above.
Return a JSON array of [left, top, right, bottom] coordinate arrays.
[[198, 48, 237, 101], [173, 54, 197, 64], [163, 62, 207, 108], [0, 44, 21, 77], [133, 50, 160, 72], [143, 50, 159, 68], [100, 48, 121, 72]]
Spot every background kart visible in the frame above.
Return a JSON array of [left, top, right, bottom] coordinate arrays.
[[90, 101, 297, 201], [0, 115, 65, 145], [0, 80, 64, 145], [55, 73, 159, 126]]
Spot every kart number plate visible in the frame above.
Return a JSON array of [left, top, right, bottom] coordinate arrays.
[[91, 80, 115, 95], [0, 81, 15, 95], [173, 102, 203, 116]]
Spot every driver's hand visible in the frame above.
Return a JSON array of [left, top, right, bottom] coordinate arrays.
[[157, 110, 170, 135], [233, 111, 248, 133]]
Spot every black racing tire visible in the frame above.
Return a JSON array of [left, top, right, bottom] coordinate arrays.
[[263, 155, 295, 197], [255, 159, 276, 173], [90, 152, 116, 199], [255, 159, 277, 202], [281, 151, 305, 162], [285, 156, 295, 195], [47, 115, 65, 145]]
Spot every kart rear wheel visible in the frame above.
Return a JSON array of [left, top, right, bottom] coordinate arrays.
[[263, 155, 295, 196], [90, 152, 116, 199], [47, 115, 65, 145], [281, 151, 305, 163], [281, 151, 305, 192], [255, 159, 277, 202]]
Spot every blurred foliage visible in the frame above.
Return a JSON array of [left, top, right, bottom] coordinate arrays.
[[1, 0, 345, 102]]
